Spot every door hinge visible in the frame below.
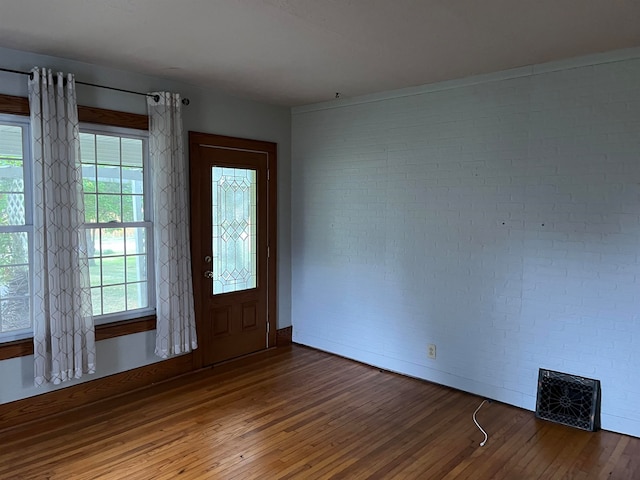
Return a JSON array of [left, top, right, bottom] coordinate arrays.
[[266, 319, 270, 348], [267, 169, 270, 181], [267, 246, 270, 258]]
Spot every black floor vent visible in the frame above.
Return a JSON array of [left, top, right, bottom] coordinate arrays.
[[535, 369, 601, 432]]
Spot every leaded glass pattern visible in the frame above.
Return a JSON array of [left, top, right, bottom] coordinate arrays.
[[212, 166, 257, 294]]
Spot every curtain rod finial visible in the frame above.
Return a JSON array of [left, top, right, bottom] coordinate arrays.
[[182, 98, 190, 106]]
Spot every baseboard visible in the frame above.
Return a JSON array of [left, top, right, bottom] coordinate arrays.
[[0, 353, 194, 432], [1, 329, 293, 432], [276, 326, 293, 346]]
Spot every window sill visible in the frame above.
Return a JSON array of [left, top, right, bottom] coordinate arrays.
[[0, 315, 156, 361]]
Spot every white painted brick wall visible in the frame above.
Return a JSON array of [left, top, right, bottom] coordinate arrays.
[[292, 52, 640, 437]]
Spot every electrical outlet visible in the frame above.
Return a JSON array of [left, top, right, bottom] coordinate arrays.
[[427, 343, 436, 359]]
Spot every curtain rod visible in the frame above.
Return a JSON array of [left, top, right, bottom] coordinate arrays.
[[0, 67, 190, 105]]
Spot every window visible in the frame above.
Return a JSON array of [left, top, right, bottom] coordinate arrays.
[[80, 126, 154, 323], [0, 115, 154, 343], [0, 115, 32, 342]]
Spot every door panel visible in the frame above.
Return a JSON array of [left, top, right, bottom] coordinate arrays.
[[242, 302, 258, 329], [213, 308, 230, 336], [189, 132, 277, 367]]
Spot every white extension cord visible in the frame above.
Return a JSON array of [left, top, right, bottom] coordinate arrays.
[[473, 399, 490, 447]]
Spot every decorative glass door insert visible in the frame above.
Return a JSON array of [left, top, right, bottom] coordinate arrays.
[[211, 166, 257, 294]]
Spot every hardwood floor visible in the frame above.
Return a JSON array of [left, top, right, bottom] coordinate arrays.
[[1, 345, 638, 479]]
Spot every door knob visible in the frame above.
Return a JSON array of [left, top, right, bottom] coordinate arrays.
[[204, 270, 214, 279], [204, 255, 212, 263]]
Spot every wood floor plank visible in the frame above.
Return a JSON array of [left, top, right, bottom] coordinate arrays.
[[1, 344, 639, 479]]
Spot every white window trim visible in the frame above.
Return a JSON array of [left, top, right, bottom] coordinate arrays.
[[79, 123, 156, 326], [0, 114, 33, 343]]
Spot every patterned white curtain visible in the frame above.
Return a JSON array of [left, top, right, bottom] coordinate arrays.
[[148, 92, 198, 358], [28, 67, 95, 386]]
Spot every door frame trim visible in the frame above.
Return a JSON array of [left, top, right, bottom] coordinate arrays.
[[188, 132, 277, 369]]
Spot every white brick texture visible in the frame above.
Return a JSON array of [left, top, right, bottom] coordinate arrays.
[[292, 54, 640, 437]]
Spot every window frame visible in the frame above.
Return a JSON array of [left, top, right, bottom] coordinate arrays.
[[0, 113, 34, 343], [0, 93, 156, 359], [80, 123, 155, 325]]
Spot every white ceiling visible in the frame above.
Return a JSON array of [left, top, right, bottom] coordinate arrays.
[[1, 0, 640, 106]]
